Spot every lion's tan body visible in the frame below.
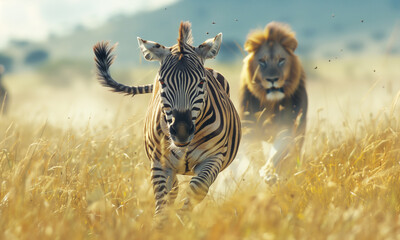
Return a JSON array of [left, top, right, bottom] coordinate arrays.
[[239, 22, 308, 179]]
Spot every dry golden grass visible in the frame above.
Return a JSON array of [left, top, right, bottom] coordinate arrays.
[[0, 57, 399, 239]]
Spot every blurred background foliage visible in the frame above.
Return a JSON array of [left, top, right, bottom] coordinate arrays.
[[0, 0, 399, 84]]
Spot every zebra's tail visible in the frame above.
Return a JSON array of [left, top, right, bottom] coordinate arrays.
[[93, 41, 153, 96]]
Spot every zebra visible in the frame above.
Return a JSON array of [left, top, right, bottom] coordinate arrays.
[[0, 65, 8, 114], [93, 21, 241, 218]]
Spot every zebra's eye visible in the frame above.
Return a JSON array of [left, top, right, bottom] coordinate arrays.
[[258, 59, 267, 68], [198, 79, 205, 87], [278, 58, 286, 67]]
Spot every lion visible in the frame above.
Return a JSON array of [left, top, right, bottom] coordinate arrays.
[[239, 22, 308, 184]]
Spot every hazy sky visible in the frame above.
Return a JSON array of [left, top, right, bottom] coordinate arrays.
[[0, 0, 178, 48]]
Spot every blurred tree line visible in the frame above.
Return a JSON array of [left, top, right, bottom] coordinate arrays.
[[0, 40, 50, 72]]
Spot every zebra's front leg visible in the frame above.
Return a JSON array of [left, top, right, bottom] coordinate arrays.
[[150, 164, 177, 217], [167, 175, 179, 204], [181, 156, 223, 211]]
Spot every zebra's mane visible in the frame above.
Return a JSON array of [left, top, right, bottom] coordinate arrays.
[[178, 21, 193, 53]]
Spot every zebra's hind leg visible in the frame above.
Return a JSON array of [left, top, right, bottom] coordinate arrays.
[[181, 156, 223, 212]]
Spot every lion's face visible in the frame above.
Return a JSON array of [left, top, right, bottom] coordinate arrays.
[[250, 42, 291, 101]]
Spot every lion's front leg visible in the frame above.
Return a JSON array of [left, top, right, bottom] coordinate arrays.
[[260, 129, 294, 184], [271, 129, 293, 168]]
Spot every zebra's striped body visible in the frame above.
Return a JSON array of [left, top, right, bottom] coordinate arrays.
[[146, 67, 240, 212], [94, 22, 241, 217]]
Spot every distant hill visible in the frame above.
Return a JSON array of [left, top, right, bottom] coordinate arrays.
[[3, 0, 400, 70]]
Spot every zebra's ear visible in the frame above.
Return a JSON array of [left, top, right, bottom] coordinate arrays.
[[137, 37, 171, 62], [195, 33, 222, 60]]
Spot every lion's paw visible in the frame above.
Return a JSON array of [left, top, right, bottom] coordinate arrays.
[[264, 173, 280, 185], [259, 169, 279, 186]]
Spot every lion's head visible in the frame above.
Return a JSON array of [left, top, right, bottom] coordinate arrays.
[[242, 22, 303, 102]]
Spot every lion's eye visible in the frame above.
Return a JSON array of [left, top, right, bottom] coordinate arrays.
[[278, 58, 286, 67], [258, 59, 267, 68]]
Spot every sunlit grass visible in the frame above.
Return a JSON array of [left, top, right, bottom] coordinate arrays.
[[0, 59, 399, 239]]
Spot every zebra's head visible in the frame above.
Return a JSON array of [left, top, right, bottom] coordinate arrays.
[[137, 21, 222, 148]]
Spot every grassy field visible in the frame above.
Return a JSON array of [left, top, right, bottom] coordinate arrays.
[[0, 57, 399, 239]]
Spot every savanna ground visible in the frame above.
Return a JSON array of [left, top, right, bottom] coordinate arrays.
[[0, 56, 400, 240]]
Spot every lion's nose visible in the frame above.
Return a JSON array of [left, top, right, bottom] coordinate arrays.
[[266, 78, 279, 83]]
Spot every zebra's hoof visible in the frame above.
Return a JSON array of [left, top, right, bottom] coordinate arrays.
[[152, 214, 168, 230], [176, 209, 191, 227]]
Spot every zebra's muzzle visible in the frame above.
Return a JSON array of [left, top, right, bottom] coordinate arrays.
[[174, 141, 190, 147], [170, 121, 195, 147], [169, 110, 195, 147]]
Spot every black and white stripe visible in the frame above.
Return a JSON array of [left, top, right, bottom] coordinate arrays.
[[93, 42, 153, 96]]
